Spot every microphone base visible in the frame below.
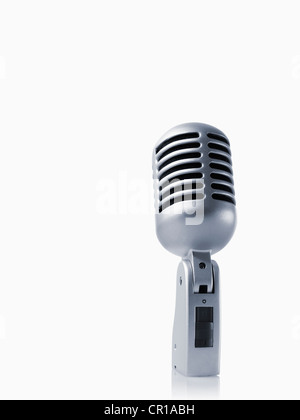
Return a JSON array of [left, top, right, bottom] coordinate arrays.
[[172, 255, 220, 377]]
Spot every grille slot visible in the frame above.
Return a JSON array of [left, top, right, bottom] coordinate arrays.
[[160, 173, 203, 190], [160, 180, 204, 201], [212, 193, 236, 205], [208, 142, 231, 155], [158, 142, 200, 162], [159, 152, 201, 171], [210, 172, 233, 184], [208, 152, 231, 165], [209, 162, 232, 175], [156, 132, 199, 154], [159, 192, 205, 213], [207, 132, 230, 145], [211, 183, 235, 195], [159, 162, 202, 181]]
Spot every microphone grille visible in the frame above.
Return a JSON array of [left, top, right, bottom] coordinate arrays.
[[153, 125, 236, 214]]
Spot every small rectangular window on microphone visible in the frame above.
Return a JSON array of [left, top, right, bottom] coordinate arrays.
[[195, 307, 214, 348]]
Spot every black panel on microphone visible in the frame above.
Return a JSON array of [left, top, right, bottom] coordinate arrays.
[[195, 307, 214, 348]]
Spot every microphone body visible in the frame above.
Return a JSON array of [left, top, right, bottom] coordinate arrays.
[[153, 122, 236, 377]]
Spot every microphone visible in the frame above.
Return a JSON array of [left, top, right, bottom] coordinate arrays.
[[152, 122, 237, 377]]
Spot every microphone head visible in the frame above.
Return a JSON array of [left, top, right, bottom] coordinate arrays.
[[153, 122, 237, 257]]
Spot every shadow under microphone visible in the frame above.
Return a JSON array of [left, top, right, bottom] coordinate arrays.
[[152, 122, 237, 377]]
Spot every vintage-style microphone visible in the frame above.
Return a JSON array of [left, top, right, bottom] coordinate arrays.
[[152, 122, 237, 376]]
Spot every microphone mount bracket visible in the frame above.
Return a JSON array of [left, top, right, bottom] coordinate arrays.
[[172, 251, 220, 377], [188, 250, 214, 294]]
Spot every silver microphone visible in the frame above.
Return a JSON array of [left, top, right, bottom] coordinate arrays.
[[152, 122, 237, 377]]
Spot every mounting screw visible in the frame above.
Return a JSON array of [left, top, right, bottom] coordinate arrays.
[[199, 262, 206, 269], [202, 299, 207, 304]]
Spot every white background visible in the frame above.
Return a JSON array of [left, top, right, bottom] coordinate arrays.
[[0, 0, 300, 400]]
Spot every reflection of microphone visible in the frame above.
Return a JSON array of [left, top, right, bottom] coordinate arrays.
[[152, 123, 237, 377]]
